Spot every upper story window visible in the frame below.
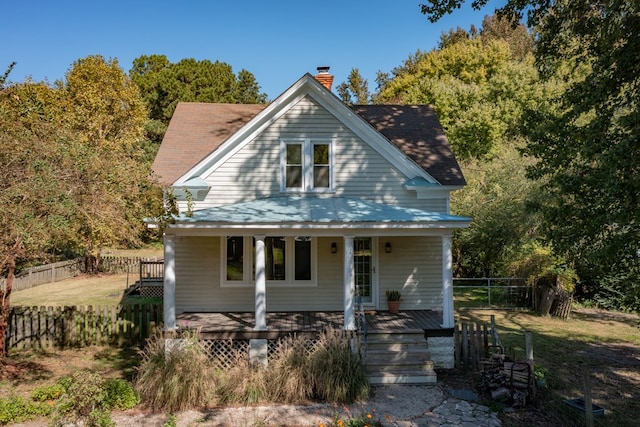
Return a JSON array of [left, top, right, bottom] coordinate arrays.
[[281, 138, 333, 192]]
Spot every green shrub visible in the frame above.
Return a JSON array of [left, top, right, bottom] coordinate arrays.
[[30, 383, 65, 402], [134, 330, 215, 412], [0, 395, 51, 424], [306, 329, 370, 403], [104, 378, 140, 410], [51, 370, 114, 427]]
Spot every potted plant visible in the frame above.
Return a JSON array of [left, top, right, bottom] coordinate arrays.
[[534, 365, 548, 388], [385, 290, 402, 314]]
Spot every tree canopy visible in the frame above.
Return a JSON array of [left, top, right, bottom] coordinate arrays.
[[0, 55, 161, 275], [374, 18, 538, 160], [336, 68, 371, 105], [129, 55, 267, 142], [422, 0, 640, 310]]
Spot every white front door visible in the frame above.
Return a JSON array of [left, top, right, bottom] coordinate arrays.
[[354, 237, 377, 307]]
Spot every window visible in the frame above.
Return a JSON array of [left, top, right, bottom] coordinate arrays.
[[226, 236, 244, 281], [281, 139, 333, 192], [222, 236, 316, 286]]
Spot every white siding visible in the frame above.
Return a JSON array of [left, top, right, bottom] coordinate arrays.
[[187, 96, 447, 213], [174, 235, 443, 313], [378, 236, 443, 310], [175, 236, 345, 314]]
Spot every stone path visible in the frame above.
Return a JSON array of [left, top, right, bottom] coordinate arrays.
[[106, 385, 503, 426], [391, 398, 502, 427]]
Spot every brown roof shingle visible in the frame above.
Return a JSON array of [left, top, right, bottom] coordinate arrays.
[[152, 102, 266, 185], [153, 102, 465, 187], [350, 105, 466, 186]]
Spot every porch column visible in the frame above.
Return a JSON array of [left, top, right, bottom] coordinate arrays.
[[254, 235, 267, 331], [163, 233, 176, 331], [343, 235, 355, 330], [441, 233, 454, 328]]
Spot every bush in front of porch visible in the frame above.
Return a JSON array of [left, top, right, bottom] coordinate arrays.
[[134, 329, 370, 412]]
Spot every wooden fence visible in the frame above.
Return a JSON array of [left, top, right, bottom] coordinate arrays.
[[0, 256, 163, 292], [1, 258, 84, 292], [454, 317, 503, 371], [4, 304, 162, 352]]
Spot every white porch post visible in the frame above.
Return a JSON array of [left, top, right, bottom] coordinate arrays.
[[254, 235, 267, 331], [343, 235, 355, 330], [441, 233, 454, 328], [163, 233, 176, 331]]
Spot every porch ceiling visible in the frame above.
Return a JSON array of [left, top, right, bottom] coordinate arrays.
[[172, 196, 471, 227]]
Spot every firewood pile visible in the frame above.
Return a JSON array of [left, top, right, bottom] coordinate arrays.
[[480, 351, 535, 408]]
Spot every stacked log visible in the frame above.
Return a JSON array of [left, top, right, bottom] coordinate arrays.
[[481, 353, 534, 407]]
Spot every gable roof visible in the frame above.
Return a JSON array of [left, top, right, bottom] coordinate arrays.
[[152, 76, 465, 187], [152, 103, 266, 185], [351, 105, 465, 186]]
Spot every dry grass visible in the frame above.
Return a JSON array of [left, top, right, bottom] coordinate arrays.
[[458, 309, 640, 427], [11, 273, 132, 307]]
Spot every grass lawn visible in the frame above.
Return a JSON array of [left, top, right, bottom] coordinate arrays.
[[458, 308, 640, 427], [11, 273, 160, 307]]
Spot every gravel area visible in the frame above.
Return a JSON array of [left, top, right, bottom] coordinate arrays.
[[110, 385, 448, 426]]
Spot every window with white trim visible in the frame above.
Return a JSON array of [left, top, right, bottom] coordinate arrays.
[[281, 139, 333, 192], [222, 236, 316, 286]]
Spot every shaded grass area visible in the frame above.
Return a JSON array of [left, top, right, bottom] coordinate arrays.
[[458, 309, 640, 427]]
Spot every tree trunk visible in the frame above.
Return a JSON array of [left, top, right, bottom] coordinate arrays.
[[0, 257, 15, 358]]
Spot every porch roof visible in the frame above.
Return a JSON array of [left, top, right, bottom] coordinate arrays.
[[172, 196, 471, 227]]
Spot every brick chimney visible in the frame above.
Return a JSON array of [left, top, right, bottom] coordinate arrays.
[[314, 66, 334, 91]]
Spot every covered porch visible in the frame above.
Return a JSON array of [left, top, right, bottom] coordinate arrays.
[[175, 309, 448, 339]]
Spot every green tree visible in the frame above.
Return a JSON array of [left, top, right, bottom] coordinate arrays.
[[64, 56, 147, 147], [336, 68, 371, 105], [374, 34, 540, 159], [0, 61, 16, 88], [438, 26, 476, 49], [0, 81, 74, 356], [130, 55, 267, 141], [61, 56, 161, 271], [479, 14, 533, 60], [421, 0, 640, 310], [451, 143, 543, 277]]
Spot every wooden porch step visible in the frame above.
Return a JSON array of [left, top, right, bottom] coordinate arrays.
[[363, 329, 437, 385], [368, 371, 438, 385], [366, 352, 435, 370]]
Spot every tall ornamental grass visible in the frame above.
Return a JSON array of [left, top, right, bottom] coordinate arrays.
[[134, 330, 215, 412]]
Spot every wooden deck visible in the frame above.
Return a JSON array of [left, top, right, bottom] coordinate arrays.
[[175, 310, 446, 340]]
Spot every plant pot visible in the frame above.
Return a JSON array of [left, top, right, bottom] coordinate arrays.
[[387, 300, 401, 314]]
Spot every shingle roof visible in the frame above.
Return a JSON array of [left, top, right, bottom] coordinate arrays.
[[152, 102, 266, 185], [350, 105, 465, 186], [152, 101, 465, 187]]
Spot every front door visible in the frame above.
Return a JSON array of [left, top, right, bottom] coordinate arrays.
[[354, 237, 377, 306]]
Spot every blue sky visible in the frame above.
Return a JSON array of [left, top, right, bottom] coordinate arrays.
[[4, 0, 505, 100]]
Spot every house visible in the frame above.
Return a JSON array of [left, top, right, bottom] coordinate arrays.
[[151, 67, 470, 378]]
